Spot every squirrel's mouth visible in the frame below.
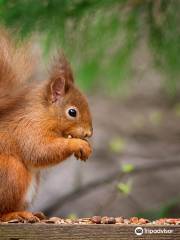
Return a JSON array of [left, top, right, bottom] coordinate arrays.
[[67, 134, 87, 140], [63, 127, 92, 140], [64, 133, 89, 141], [63, 133, 80, 139]]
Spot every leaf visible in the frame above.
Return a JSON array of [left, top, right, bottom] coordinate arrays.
[[121, 163, 134, 173], [117, 180, 132, 195], [109, 137, 126, 153]]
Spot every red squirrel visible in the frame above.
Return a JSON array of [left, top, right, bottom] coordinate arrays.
[[0, 29, 93, 222]]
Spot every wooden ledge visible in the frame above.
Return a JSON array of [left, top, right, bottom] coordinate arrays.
[[0, 224, 180, 240]]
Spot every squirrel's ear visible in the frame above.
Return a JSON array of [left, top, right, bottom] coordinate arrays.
[[47, 53, 74, 103], [49, 76, 66, 103]]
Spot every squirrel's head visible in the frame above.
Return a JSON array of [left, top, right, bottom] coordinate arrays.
[[45, 54, 93, 140]]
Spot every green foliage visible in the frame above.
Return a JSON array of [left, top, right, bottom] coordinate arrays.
[[0, 0, 138, 92], [0, 0, 179, 95], [148, 0, 180, 97], [109, 137, 126, 154], [121, 163, 134, 173], [117, 180, 132, 196], [137, 198, 180, 220]]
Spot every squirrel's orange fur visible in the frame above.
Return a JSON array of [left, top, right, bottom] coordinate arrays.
[[0, 29, 92, 222]]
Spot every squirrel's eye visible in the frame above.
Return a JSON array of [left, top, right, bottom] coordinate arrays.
[[68, 108, 77, 118], [66, 106, 79, 119]]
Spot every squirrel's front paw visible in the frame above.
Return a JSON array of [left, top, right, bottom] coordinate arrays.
[[73, 139, 92, 161]]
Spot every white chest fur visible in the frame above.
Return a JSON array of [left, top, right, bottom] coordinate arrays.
[[25, 172, 39, 205]]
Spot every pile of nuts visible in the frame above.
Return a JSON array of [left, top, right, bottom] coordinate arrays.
[[1, 214, 180, 225]]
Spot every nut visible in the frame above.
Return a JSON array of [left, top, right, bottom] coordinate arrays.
[[124, 219, 131, 224], [155, 219, 166, 225], [101, 216, 109, 224], [115, 217, 124, 224], [108, 217, 116, 224], [78, 218, 91, 224], [139, 218, 150, 224], [101, 216, 116, 224], [49, 217, 62, 224], [165, 218, 179, 224], [130, 217, 139, 224], [65, 219, 73, 224], [91, 216, 101, 224]]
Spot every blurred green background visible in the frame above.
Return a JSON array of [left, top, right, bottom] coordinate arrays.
[[0, 0, 179, 96], [1, 0, 180, 220]]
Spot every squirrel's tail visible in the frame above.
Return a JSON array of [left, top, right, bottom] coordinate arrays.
[[0, 28, 34, 112]]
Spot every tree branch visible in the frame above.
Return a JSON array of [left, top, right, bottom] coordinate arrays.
[[43, 159, 180, 215]]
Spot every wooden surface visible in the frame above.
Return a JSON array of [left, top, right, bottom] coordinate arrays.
[[0, 224, 180, 240]]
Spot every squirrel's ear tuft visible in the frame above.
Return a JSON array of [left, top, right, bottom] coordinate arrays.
[[47, 53, 74, 103]]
